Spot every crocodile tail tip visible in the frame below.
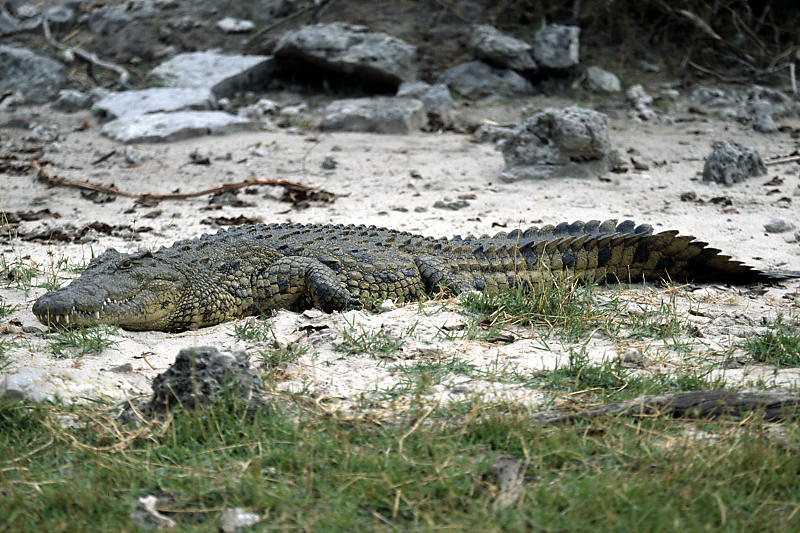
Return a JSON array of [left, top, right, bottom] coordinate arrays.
[[764, 269, 800, 280]]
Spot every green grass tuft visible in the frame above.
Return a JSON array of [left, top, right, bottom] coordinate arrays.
[[745, 315, 800, 367], [231, 319, 274, 343], [48, 324, 120, 358], [459, 276, 603, 341], [0, 297, 15, 320], [335, 319, 412, 358]]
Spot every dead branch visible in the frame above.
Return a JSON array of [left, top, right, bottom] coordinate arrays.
[[530, 390, 800, 425], [42, 17, 130, 88], [31, 160, 316, 200], [765, 155, 800, 166]]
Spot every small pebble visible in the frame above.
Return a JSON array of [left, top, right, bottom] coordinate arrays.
[[764, 218, 796, 233], [220, 507, 261, 533], [378, 299, 397, 313], [321, 155, 338, 170], [619, 347, 644, 364]]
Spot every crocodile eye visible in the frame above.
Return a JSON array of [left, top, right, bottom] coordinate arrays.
[[119, 259, 133, 270]]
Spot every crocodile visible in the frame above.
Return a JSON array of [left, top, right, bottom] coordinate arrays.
[[32, 220, 795, 332]]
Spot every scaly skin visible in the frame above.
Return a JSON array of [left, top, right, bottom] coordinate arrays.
[[32, 220, 786, 332]]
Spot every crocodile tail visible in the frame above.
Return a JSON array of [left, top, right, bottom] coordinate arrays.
[[516, 220, 781, 284]]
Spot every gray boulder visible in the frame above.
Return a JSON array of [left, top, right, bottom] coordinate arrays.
[[702, 140, 766, 185], [88, 3, 154, 35], [94, 88, 216, 119], [533, 24, 580, 71], [396, 81, 453, 123], [52, 89, 93, 112], [0, 5, 20, 36], [586, 66, 620, 93], [500, 106, 611, 181], [320, 97, 426, 134], [14, 4, 75, 32], [473, 123, 517, 146], [146, 346, 266, 414], [149, 52, 274, 98], [467, 24, 537, 73], [0, 45, 67, 104], [274, 22, 417, 87], [101, 111, 260, 143], [690, 85, 800, 133], [216, 17, 255, 33], [626, 84, 657, 120], [438, 60, 534, 99]]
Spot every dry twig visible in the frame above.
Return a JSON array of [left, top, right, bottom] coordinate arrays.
[[31, 160, 316, 200]]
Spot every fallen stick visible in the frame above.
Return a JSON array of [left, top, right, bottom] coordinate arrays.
[[31, 160, 316, 200], [530, 390, 800, 425], [765, 155, 800, 166]]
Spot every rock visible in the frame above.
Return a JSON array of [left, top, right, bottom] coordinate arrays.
[[42, 4, 75, 26], [586, 66, 620, 93], [619, 347, 644, 364], [742, 86, 797, 133], [433, 200, 469, 210], [16, 4, 75, 32], [639, 59, 662, 73], [321, 155, 338, 169], [1, 367, 140, 403], [751, 105, 777, 133], [279, 102, 307, 117], [146, 347, 266, 415], [220, 508, 261, 533], [467, 24, 537, 73], [52, 89, 92, 112], [0, 45, 67, 104], [377, 299, 397, 313], [396, 81, 454, 123], [101, 111, 260, 143], [17, 4, 39, 18], [500, 106, 611, 181], [216, 17, 255, 33], [94, 88, 216, 119], [88, 3, 154, 35], [533, 24, 580, 70], [130, 495, 176, 530], [274, 22, 417, 88], [320, 97, 426, 134], [764, 218, 796, 233], [626, 84, 657, 120], [438, 60, 534, 99], [702, 140, 766, 185], [124, 146, 151, 166], [690, 85, 800, 132], [149, 52, 274, 98], [691, 86, 732, 108], [0, 5, 20, 36], [238, 98, 279, 120], [473, 123, 517, 146], [659, 88, 680, 101]]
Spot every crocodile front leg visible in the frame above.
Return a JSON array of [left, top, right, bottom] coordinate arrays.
[[251, 256, 358, 313]]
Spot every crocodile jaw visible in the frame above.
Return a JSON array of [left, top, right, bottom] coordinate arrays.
[[33, 280, 182, 331]]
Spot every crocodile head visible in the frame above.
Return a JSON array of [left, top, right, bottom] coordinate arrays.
[[33, 248, 202, 331]]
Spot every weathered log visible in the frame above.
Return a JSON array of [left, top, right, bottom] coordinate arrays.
[[531, 390, 800, 425]]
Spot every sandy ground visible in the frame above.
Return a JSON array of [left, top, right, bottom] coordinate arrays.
[[1, 93, 799, 408]]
